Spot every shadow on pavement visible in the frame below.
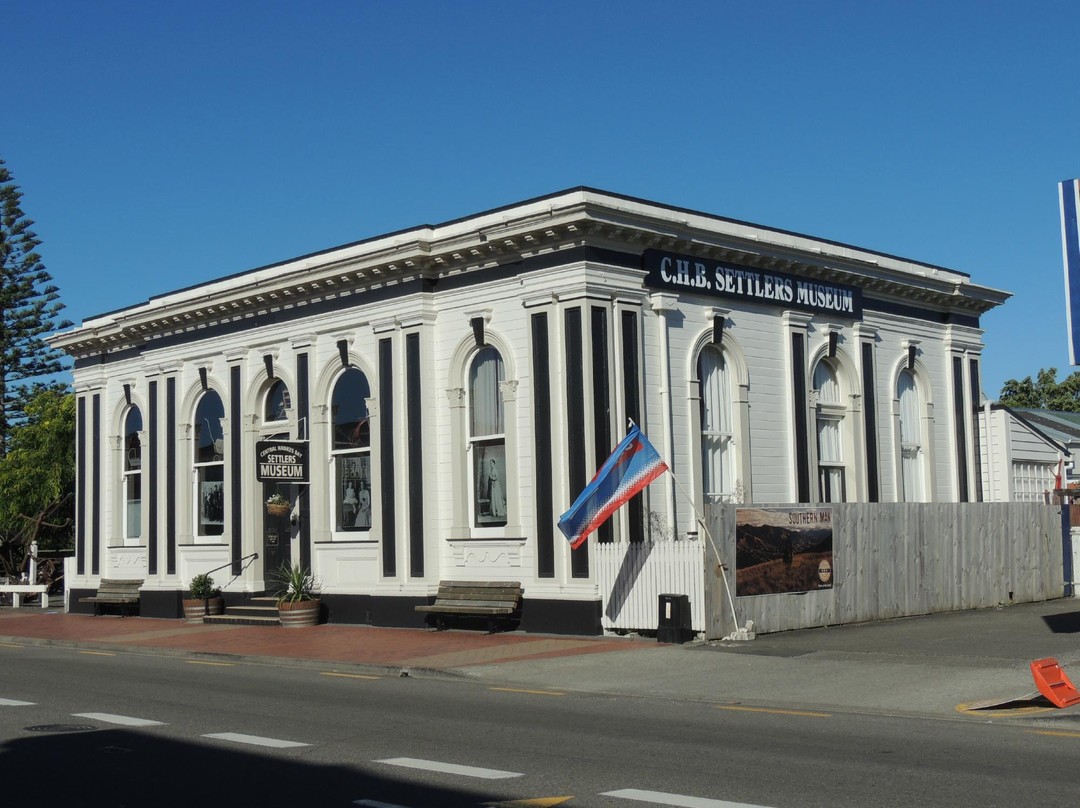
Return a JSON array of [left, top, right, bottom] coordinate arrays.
[[1042, 610, 1080, 634], [1, 727, 519, 807]]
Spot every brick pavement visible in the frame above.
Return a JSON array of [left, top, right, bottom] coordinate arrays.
[[0, 610, 661, 671]]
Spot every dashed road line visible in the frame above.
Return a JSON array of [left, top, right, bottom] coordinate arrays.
[[185, 660, 235, 667], [321, 672, 381, 680], [72, 712, 165, 727], [203, 732, 309, 748], [78, 650, 116, 657], [716, 705, 831, 718], [376, 757, 523, 780], [490, 686, 565, 696], [0, 642, 24, 648], [0, 697, 35, 706], [603, 788, 777, 808], [1029, 729, 1080, 738]]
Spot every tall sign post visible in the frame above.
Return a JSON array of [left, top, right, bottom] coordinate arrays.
[[1058, 179, 1080, 596], [1060, 179, 1080, 365]]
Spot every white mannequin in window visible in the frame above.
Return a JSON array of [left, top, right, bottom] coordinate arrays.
[[486, 458, 505, 519], [356, 482, 371, 527], [343, 483, 357, 525]]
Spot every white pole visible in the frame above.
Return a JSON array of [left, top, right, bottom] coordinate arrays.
[[666, 470, 749, 640]]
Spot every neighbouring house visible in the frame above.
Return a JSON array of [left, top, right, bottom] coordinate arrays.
[[50, 188, 1012, 633], [980, 406, 1080, 501]]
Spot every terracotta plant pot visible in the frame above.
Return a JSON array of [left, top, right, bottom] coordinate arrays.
[[182, 597, 224, 622], [278, 598, 321, 628]]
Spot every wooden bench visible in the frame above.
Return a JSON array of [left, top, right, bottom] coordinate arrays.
[[415, 580, 522, 633], [79, 579, 144, 616], [0, 584, 50, 609]]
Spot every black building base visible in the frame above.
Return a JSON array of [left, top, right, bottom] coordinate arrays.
[[64, 588, 604, 636]]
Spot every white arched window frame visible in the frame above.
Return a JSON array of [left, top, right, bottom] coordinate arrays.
[[193, 391, 225, 540], [330, 368, 372, 534], [468, 346, 507, 527], [698, 344, 733, 503], [122, 406, 142, 543], [897, 369, 924, 501], [813, 359, 846, 503], [264, 378, 291, 425]]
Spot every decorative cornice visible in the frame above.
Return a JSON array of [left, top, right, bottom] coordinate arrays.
[[48, 189, 1010, 359]]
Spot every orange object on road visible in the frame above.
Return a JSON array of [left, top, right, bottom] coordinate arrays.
[[1030, 658, 1080, 708]]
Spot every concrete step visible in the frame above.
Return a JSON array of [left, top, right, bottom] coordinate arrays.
[[203, 614, 280, 627]]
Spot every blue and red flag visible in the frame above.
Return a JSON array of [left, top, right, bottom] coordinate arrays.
[[558, 424, 668, 549]]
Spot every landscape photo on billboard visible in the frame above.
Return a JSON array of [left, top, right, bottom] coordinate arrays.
[[735, 506, 834, 596]]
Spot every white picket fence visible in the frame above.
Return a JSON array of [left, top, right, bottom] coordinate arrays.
[[595, 540, 706, 633]]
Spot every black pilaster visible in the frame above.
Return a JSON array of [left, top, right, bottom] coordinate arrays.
[[861, 342, 879, 502], [791, 333, 810, 503], [565, 307, 588, 577], [406, 333, 424, 578], [379, 338, 396, 577]]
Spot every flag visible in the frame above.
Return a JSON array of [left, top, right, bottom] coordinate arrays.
[[558, 424, 668, 549]]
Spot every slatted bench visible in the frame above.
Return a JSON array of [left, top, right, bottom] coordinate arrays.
[[415, 580, 523, 633], [79, 578, 144, 616], [0, 584, 49, 608]]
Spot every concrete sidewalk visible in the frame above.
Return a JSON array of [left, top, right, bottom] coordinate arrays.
[[3, 597, 1080, 722]]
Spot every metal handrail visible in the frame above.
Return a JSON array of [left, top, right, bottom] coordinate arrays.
[[196, 552, 259, 615]]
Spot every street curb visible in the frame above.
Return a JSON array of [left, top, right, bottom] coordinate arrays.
[[0, 633, 471, 682]]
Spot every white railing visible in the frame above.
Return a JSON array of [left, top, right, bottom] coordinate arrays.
[[595, 540, 705, 633]]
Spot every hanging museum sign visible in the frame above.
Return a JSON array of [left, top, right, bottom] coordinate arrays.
[[255, 440, 310, 483], [643, 249, 863, 319], [735, 506, 834, 596]]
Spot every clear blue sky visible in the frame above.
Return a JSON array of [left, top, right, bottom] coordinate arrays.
[[6, 0, 1078, 396]]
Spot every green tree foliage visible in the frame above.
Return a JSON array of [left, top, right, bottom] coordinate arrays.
[[0, 157, 72, 458], [999, 367, 1080, 412], [0, 386, 74, 579]]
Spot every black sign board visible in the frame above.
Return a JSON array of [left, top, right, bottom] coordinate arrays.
[[643, 249, 862, 320], [256, 440, 310, 484]]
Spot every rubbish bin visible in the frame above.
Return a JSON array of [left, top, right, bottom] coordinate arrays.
[[657, 593, 693, 643]]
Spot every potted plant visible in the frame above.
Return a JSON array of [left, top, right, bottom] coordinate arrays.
[[266, 492, 291, 517], [183, 573, 224, 621], [273, 563, 321, 627]]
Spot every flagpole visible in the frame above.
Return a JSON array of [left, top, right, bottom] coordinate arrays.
[[664, 469, 749, 641]]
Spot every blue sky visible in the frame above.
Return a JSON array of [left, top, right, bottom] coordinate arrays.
[[5, 0, 1078, 396]]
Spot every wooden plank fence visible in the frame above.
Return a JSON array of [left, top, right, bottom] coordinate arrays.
[[704, 502, 1066, 639], [595, 540, 705, 633]]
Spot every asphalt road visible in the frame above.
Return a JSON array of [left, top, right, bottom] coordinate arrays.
[[2, 642, 1078, 808]]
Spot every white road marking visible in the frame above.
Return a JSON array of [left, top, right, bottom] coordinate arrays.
[[603, 789, 776, 808], [375, 757, 523, 780], [72, 712, 165, 727], [0, 698, 35, 706], [202, 732, 309, 748]]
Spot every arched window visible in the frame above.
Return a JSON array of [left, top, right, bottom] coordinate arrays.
[[698, 345, 732, 503], [194, 392, 225, 538], [123, 407, 142, 541], [264, 379, 291, 423], [331, 368, 371, 532], [469, 346, 506, 527], [813, 359, 846, 502], [897, 369, 924, 501]]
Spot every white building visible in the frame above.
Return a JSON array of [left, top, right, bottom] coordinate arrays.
[[51, 188, 1011, 633]]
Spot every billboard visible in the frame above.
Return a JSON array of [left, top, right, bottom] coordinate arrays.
[[1060, 179, 1080, 365], [735, 506, 834, 596]]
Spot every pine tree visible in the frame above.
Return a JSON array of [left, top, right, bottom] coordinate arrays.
[[0, 157, 72, 458]]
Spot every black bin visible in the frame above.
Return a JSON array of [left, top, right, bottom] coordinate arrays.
[[657, 593, 693, 643]]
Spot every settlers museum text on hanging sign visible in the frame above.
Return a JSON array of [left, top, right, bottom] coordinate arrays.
[[256, 440, 310, 484]]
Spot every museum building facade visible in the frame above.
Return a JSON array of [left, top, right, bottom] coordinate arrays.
[[52, 188, 1010, 633]]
